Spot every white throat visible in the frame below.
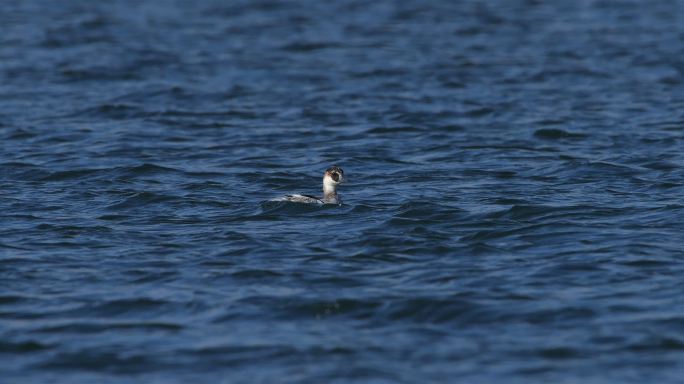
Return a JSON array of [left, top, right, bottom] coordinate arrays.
[[323, 175, 337, 196]]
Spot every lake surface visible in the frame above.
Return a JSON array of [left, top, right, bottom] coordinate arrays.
[[2, 1, 684, 382]]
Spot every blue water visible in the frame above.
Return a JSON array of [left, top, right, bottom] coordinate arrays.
[[2, 1, 684, 382]]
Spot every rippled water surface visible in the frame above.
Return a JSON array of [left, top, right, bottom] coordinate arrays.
[[2, 1, 684, 382]]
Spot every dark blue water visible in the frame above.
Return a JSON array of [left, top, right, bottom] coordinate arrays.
[[2, 1, 684, 382]]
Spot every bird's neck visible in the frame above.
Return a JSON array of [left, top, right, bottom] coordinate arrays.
[[323, 178, 338, 203], [323, 190, 339, 204], [323, 184, 336, 196]]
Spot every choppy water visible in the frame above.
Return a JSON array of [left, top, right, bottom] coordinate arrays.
[[2, 1, 684, 382]]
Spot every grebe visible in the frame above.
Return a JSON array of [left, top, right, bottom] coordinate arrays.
[[272, 166, 345, 205]]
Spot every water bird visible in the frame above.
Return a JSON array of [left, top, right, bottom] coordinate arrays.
[[272, 166, 345, 205]]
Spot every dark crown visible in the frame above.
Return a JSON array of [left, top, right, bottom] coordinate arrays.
[[326, 165, 344, 175]]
